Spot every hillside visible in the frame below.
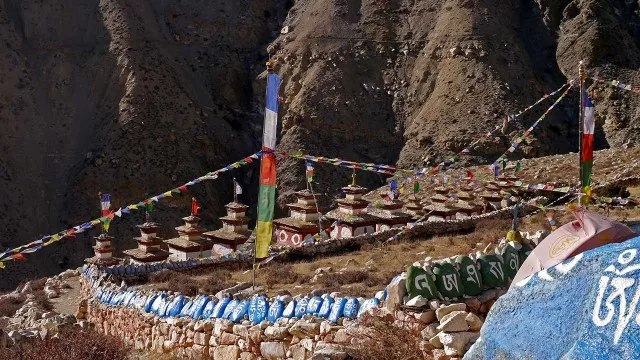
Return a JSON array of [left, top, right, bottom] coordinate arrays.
[[2, 0, 640, 289]]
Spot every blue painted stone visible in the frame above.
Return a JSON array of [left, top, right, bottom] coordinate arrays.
[[191, 296, 211, 320], [328, 298, 347, 323], [134, 294, 147, 310], [248, 296, 268, 324], [180, 300, 194, 317], [223, 300, 240, 320], [294, 298, 309, 318], [150, 293, 166, 314], [357, 298, 380, 318], [144, 293, 158, 313], [318, 297, 335, 318], [159, 296, 173, 317], [306, 296, 323, 315], [282, 300, 297, 318], [267, 300, 285, 322], [123, 292, 136, 307], [374, 290, 386, 301], [166, 295, 185, 317], [201, 299, 218, 319], [466, 236, 640, 360], [109, 292, 121, 306], [212, 298, 231, 319], [342, 298, 360, 319], [229, 300, 249, 322]]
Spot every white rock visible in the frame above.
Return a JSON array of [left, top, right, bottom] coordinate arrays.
[[438, 331, 480, 356], [436, 311, 470, 333], [260, 341, 287, 360], [405, 296, 428, 307], [435, 303, 466, 321], [465, 312, 484, 331]]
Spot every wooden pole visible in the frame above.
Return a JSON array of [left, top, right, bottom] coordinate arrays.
[[578, 61, 586, 206]]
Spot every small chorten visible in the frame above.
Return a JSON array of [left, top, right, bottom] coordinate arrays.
[[370, 193, 414, 231], [123, 211, 170, 264], [164, 198, 213, 261], [324, 170, 377, 238], [424, 202, 460, 221], [201, 199, 251, 257], [85, 233, 122, 266], [405, 194, 425, 219], [274, 189, 327, 247]]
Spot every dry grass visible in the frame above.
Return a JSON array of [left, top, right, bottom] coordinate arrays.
[[0, 327, 127, 360], [147, 269, 235, 296], [347, 315, 425, 360], [0, 294, 23, 317]]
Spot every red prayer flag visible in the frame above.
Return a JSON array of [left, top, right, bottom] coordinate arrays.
[[191, 197, 200, 215]]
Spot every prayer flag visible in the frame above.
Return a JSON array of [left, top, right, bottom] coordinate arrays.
[[305, 160, 314, 183], [256, 70, 280, 260], [514, 161, 521, 174], [234, 178, 243, 195], [494, 163, 500, 177], [582, 92, 595, 196], [100, 193, 111, 216], [413, 181, 420, 194], [192, 197, 200, 216]]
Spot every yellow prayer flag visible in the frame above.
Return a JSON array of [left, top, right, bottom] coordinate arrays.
[[163, 191, 173, 197], [90, 219, 101, 225], [0, 262, 4, 269]]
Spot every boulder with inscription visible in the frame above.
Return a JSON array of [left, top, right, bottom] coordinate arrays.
[[465, 236, 640, 360], [406, 266, 439, 301], [456, 255, 483, 296], [433, 262, 464, 300]]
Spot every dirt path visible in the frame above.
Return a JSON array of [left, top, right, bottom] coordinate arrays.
[[49, 276, 82, 315]]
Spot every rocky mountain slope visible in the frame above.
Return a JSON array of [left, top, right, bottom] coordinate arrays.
[[2, 0, 640, 289]]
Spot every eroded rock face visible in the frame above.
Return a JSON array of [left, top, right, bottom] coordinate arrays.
[[3, 0, 640, 291]]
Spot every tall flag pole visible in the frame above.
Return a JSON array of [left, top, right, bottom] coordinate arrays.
[[578, 61, 586, 206], [255, 60, 281, 268]]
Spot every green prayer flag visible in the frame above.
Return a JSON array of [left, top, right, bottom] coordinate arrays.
[[413, 181, 420, 194], [502, 158, 507, 170], [514, 161, 521, 173]]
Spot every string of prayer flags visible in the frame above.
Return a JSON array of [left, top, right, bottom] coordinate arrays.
[[490, 83, 573, 171], [0, 152, 261, 266], [305, 160, 314, 183], [430, 80, 574, 174], [591, 77, 640, 94]]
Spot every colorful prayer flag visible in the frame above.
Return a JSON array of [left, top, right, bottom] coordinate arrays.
[[256, 71, 280, 260], [413, 181, 420, 194], [100, 193, 111, 216], [582, 92, 595, 195], [514, 161, 521, 174], [191, 197, 200, 216], [305, 160, 314, 183]]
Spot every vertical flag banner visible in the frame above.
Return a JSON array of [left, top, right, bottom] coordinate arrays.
[[256, 68, 281, 260], [413, 180, 420, 194], [306, 160, 314, 183], [100, 193, 111, 216], [191, 197, 200, 216], [582, 92, 595, 195]]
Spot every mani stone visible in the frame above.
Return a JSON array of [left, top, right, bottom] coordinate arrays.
[[455, 255, 483, 296], [478, 254, 507, 289], [433, 262, 464, 300], [406, 266, 439, 301]]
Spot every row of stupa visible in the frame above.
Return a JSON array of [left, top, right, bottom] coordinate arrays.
[[86, 201, 252, 266], [86, 173, 521, 266]]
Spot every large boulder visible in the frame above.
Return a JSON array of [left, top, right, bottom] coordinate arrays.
[[465, 236, 640, 359]]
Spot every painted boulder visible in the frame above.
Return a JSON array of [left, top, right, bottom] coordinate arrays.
[[248, 296, 268, 323], [478, 254, 507, 288], [357, 298, 380, 318], [342, 298, 360, 319], [180, 299, 194, 317], [501, 243, 522, 280], [144, 293, 159, 313], [150, 293, 166, 314], [201, 299, 218, 319], [166, 295, 185, 317], [406, 265, 439, 300], [191, 295, 211, 320], [294, 298, 309, 318], [267, 300, 285, 323], [212, 297, 231, 319], [306, 296, 323, 315], [328, 298, 347, 323], [465, 236, 640, 360], [456, 255, 483, 296], [318, 297, 335, 318], [433, 262, 464, 300], [229, 300, 249, 322], [223, 300, 240, 320], [282, 300, 297, 318]]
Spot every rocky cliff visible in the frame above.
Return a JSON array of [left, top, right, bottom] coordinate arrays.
[[2, 0, 640, 289]]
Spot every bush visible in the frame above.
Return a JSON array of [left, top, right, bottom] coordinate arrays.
[[263, 265, 310, 287], [347, 315, 424, 360], [0, 327, 127, 360], [0, 294, 23, 317]]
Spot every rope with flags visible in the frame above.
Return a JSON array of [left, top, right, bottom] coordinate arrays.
[[591, 77, 640, 95], [0, 152, 262, 268], [490, 82, 574, 171]]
